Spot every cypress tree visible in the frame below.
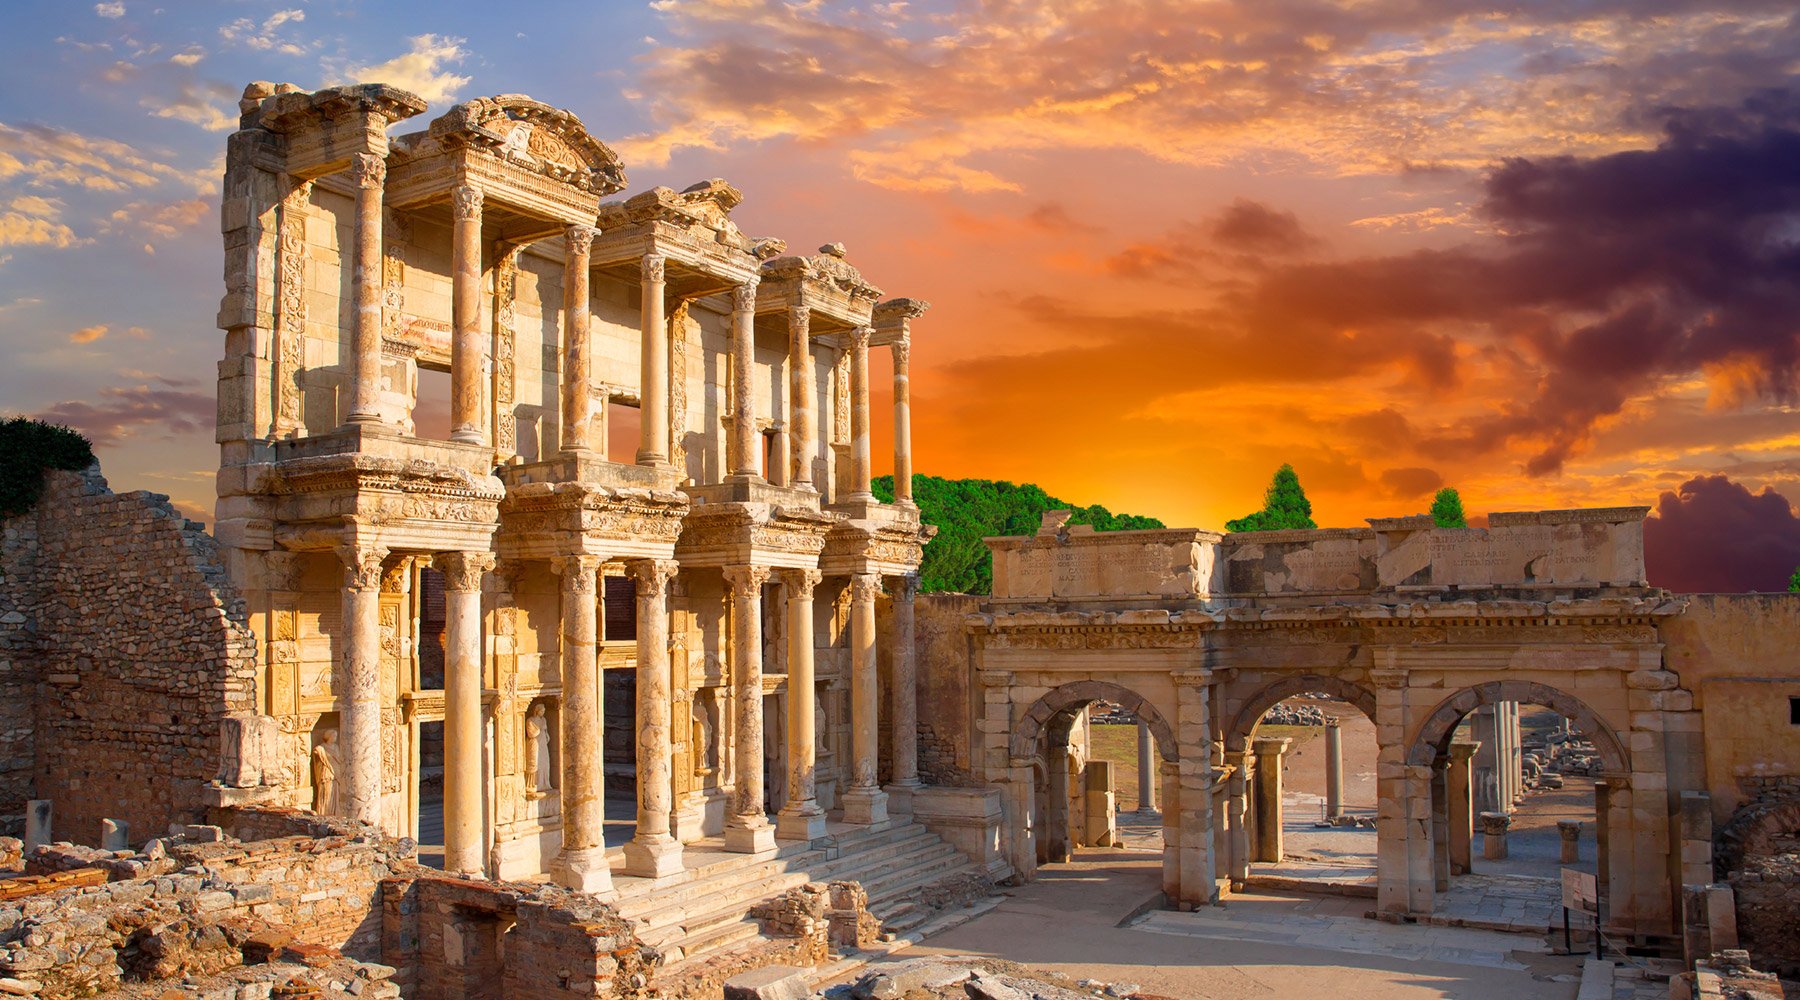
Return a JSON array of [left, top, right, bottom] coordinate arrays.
[[1429, 487, 1468, 528], [1225, 464, 1316, 532]]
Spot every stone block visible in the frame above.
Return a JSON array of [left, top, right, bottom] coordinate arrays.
[[722, 964, 810, 1000]]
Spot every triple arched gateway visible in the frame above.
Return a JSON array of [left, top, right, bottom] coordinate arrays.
[[945, 511, 1785, 949]]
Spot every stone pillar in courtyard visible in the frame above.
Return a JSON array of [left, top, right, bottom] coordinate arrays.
[[551, 554, 612, 894], [343, 154, 388, 427], [1324, 716, 1343, 822], [1431, 758, 1451, 892], [841, 573, 888, 824], [560, 224, 596, 455], [637, 253, 669, 466], [1447, 740, 1478, 875], [886, 573, 921, 814], [787, 303, 816, 489], [1176, 670, 1218, 906], [1559, 820, 1581, 863], [449, 184, 487, 444], [1224, 750, 1250, 886], [1137, 721, 1157, 813], [626, 558, 684, 878], [729, 278, 760, 478], [1480, 811, 1511, 860], [335, 542, 387, 827], [776, 569, 826, 841], [437, 551, 493, 877], [1251, 736, 1290, 863], [724, 565, 776, 853]]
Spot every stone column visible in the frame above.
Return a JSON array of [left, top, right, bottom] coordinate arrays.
[[1479, 811, 1510, 860], [1324, 715, 1343, 822], [723, 565, 776, 852], [625, 558, 683, 878], [846, 325, 874, 501], [1431, 759, 1451, 891], [1448, 740, 1478, 875], [1136, 721, 1157, 813], [1160, 759, 1182, 897], [1594, 778, 1613, 901], [344, 153, 387, 426], [788, 303, 815, 489], [886, 573, 920, 810], [841, 573, 888, 824], [729, 278, 760, 478], [1559, 820, 1581, 863], [1045, 738, 1071, 863], [1224, 751, 1250, 886], [1176, 669, 1217, 907], [892, 336, 912, 504], [560, 224, 596, 456], [551, 554, 612, 894], [334, 542, 388, 827], [776, 569, 825, 841], [436, 551, 493, 877], [636, 253, 669, 466], [1471, 706, 1500, 814], [449, 184, 486, 444], [23, 800, 50, 852], [1251, 736, 1289, 863]]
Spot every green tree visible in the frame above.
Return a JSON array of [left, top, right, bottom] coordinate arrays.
[[1429, 487, 1468, 528], [1224, 463, 1316, 532], [1789, 565, 1800, 593], [0, 418, 94, 519]]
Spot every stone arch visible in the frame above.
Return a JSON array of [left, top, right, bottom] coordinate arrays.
[[1223, 674, 1377, 752], [1010, 680, 1177, 763], [1715, 796, 1800, 879], [1406, 680, 1628, 772]]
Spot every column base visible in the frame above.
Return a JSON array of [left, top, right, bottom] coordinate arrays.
[[883, 780, 921, 816], [723, 817, 777, 854], [775, 804, 827, 842], [549, 846, 615, 896], [841, 786, 889, 826], [622, 833, 686, 880]]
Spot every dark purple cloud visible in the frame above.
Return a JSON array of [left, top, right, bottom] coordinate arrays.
[[36, 383, 213, 446], [1644, 475, 1800, 592]]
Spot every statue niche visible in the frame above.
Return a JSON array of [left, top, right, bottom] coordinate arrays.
[[524, 700, 556, 800], [310, 727, 340, 815]]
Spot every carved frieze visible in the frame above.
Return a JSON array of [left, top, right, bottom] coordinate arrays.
[[274, 181, 311, 437], [493, 246, 520, 461]]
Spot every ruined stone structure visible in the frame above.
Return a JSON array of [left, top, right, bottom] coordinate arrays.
[[208, 82, 936, 898]]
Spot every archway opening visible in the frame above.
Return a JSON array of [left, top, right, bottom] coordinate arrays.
[[1083, 699, 1166, 852], [1242, 693, 1378, 892]]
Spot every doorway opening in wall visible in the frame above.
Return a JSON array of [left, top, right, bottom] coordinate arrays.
[[602, 571, 639, 849], [1084, 702, 1164, 854], [606, 400, 640, 465], [416, 565, 447, 869], [413, 364, 453, 441], [1022, 689, 1174, 878], [1243, 694, 1378, 892]]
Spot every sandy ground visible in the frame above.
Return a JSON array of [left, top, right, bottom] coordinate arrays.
[[885, 849, 1581, 999]]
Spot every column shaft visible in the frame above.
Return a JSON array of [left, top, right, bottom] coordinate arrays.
[[437, 552, 492, 876], [1225, 753, 1250, 886], [1251, 738, 1289, 862], [637, 253, 669, 465], [842, 573, 888, 823], [1324, 718, 1344, 821], [449, 185, 485, 444], [723, 565, 775, 852], [344, 154, 386, 425], [729, 279, 760, 478], [847, 325, 874, 500], [888, 574, 920, 795], [551, 555, 612, 893], [892, 337, 912, 503], [336, 544, 388, 827], [776, 569, 825, 840], [1448, 741, 1477, 874], [1431, 763, 1451, 891], [1136, 721, 1156, 812], [560, 225, 595, 455], [788, 304, 815, 489], [624, 559, 683, 877]]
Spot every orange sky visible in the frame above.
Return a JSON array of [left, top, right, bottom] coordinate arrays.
[[2, 1, 1798, 532]]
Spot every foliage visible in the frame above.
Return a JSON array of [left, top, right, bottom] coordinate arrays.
[[1430, 487, 1468, 528], [1224, 463, 1316, 532], [871, 474, 1164, 594], [0, 418, 95, 519], [1789, 565, 1800, 593]]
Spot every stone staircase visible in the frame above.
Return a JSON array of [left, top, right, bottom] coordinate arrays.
[[610, 819, 985, 967]]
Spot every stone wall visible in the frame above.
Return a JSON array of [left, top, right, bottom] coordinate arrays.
[[915, 593, 981, 786], [0, 466, 258, 844], [1728, 853, 1800, 980]]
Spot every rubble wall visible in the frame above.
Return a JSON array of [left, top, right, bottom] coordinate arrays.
[[1729, 852, 1800, 980], [0, 466, 258, 843], [915, 593, 981, 785]]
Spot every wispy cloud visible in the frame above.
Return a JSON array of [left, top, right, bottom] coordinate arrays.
[[67, 323, 108, 344], [35, 381, 214, 445], [218, 8, 308, 57], [94, 2, 124, 19], [326, 34, 471, 105]]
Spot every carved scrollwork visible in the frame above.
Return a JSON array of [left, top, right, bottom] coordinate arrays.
[[555, 554, 602, 594], [337, 543, 389, 592], [850, 572, 883, 604], [451, 184, 484, 220], [349, 152, 386, 189], [642, 252, 666, 283], [732, 276, 759, 312]]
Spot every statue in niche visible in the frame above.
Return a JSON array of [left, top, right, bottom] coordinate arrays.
[[524, 703, 553, 799], [310, 730, 339, 816], [815, 693, 829, 754], [692, 697, 717, 773]]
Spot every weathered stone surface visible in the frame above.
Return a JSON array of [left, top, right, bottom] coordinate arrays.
[[721, 964, 810, 1000]]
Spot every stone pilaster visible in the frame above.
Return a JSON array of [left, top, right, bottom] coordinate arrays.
[[723, 565, 776, 853], [436, 551, 493, 877], [885, 573, 920, 811], [1224, 750, 1250, 887], [788, 303, 815, 489], [1176, 668, 1217, 906], [637, 253, 669, 466], [841, 573, 887, 824], [560, 224, 595, 456], [1251, 736, 1288, 863], [343, 153, 387, 426], [449, 184, 486, 444], [334, 541, 388, 827], [624, 558, 683, 878], [550, 554, 612, 894], [729, 277, 760, 478], [846, 325, 874, 501], [776, 568, 826, 841], [1447, 740, 1477, 874]]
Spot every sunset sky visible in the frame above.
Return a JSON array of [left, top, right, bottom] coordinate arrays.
[[3, 1, 1799, 588]]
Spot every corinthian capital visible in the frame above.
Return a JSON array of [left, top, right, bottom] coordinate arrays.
[[629, 557, 680, 592], [349, 152, 386, 190], [336, 542, 390, 592], [777, 567, 823, 599], [849, 324, 873, 351], [732, 275, 760, 313], [851, 572, 883, 604], [450, 184, 483, 220], [642, 252, 666, 283], [565, 224, 595, 254], [722, 564, 772, 596], [435, 551, 496, 593]]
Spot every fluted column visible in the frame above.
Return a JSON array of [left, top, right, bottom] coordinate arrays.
[[335, 541, 388, 826], [776, 568, 825, 841], [847, 324, 874, 501], [892, 336, 912, 504], [624, 558, 683, 878], [436, 550, 493, 876], [344, 153, 387, 426], [729, 277, 761, 478], [723, 565, 776, 853], [551, 554, 612, 894], [788, 303, 815, 489], [842, 572, 888, 824], [560, 224, 596, 456], [886, 573, 920, 805], [449, 184, 486, 444], [637, 253, 669, 465]]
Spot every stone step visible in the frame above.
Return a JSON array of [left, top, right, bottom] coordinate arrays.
[[862, 849, 971, 902], [809, 830, 948, 880], [657, 917, 767, 966], [611, 839, 817, 902]]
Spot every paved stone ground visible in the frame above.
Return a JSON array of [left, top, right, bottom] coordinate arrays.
[[879, 847, 1586, 999]]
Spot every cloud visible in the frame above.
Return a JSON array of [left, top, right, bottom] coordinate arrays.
[[169, 47, 203, 66], [218, 9, 308, 57], [1644, 475, 1800, 592], [1209, 198, 1317, 255], [105, 197, 209, 240], [94, 2, 124, 18], [0, 194, 82, 249], [329, 34, 471, 106], [34, 382, 214, 446], [141, 79, 237, 131], [0, 121, 198, 193], [1378, 467, 1445, 501], [67, 324, 108, 344]]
